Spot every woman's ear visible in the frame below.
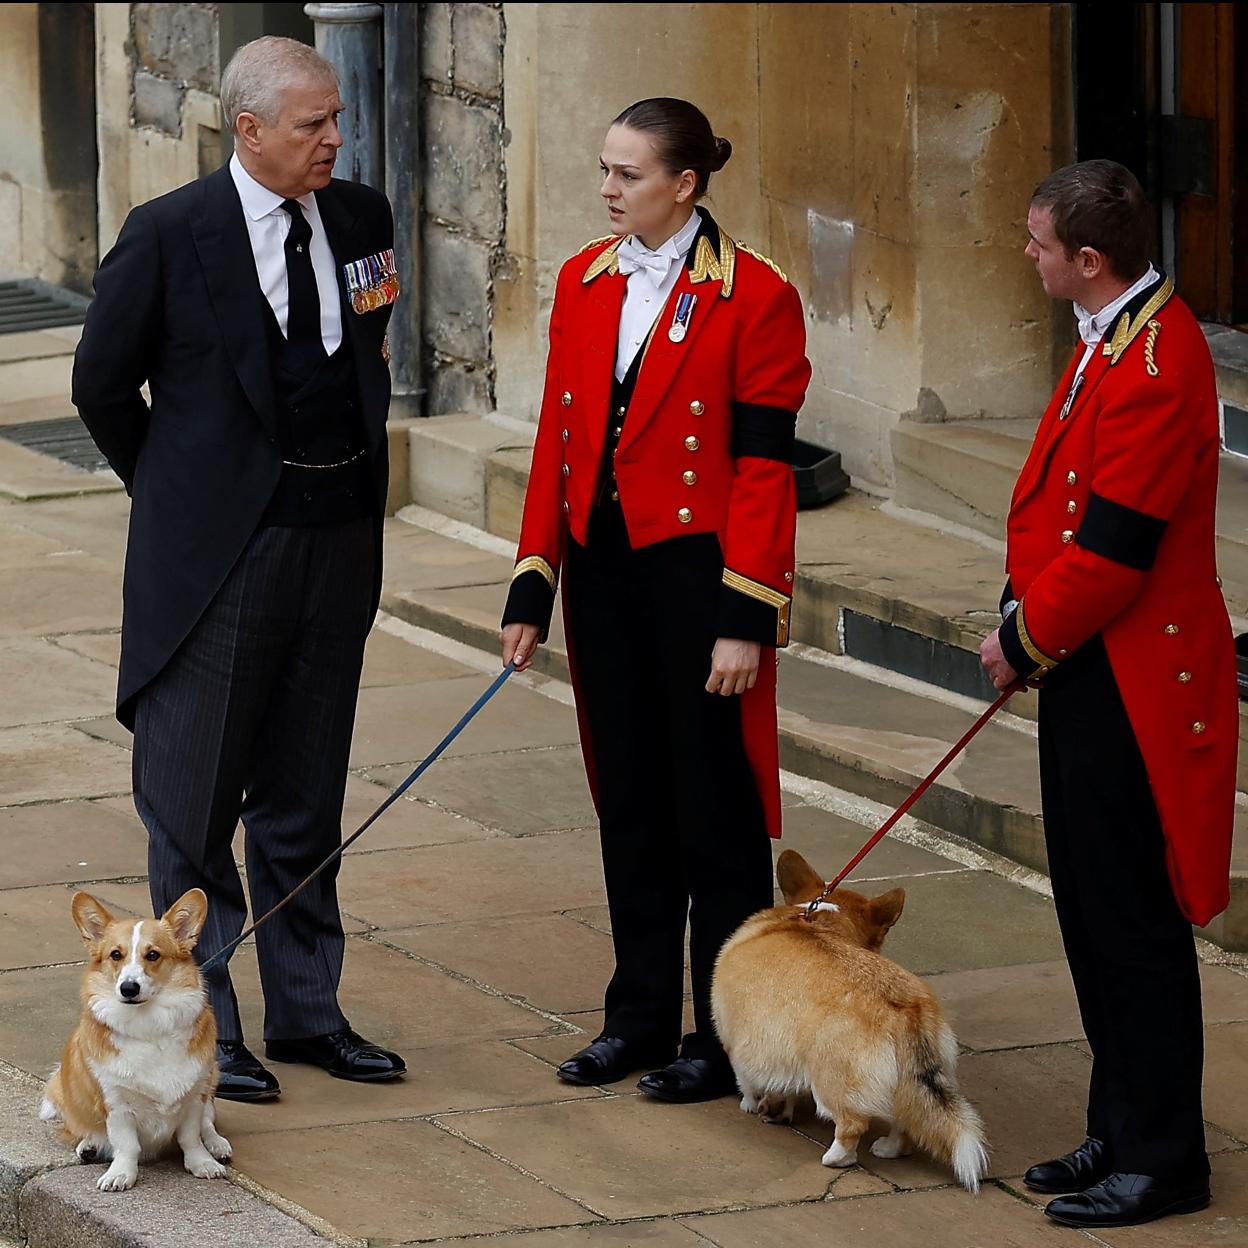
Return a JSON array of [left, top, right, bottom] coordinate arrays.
[[675, 168, 697, 204]]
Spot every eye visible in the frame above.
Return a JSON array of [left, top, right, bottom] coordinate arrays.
[[145, 950, 161, 962], [621, 173, 637, 182], [109, 949, 123, 961]]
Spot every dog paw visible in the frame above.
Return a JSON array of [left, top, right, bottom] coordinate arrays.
[[870, 1132, 910, 1159], [821, 1141, 859, 1168], [204, 1133, 232, 1163], [739, 1094, 758, 1115], [757, 1096, 794, 1125], [185, 1153, 229, 1180], [96, 1164, 138, 1191]]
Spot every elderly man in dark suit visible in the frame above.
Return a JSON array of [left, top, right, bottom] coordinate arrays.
[[72, 36, 405, 1100]]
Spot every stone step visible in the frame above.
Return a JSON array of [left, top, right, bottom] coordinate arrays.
[[380, 507, 1248, 954], [891, 417, 1248, 620]]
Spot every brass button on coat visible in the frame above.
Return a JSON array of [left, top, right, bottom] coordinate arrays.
[[1178, 671, 1193, 683], [561, 429, 569, 442], [561, 391, 572, 407], [1066, 500, 1077, 513], [1059, 648, 1069, 656], [1066, 471, 1077, 486], [682, 470, 697, 486], [677, 507, 693, 524], [784, 571, 793, 583], [1191, 721, 1206, 735], [610, 489, 619, 501], [689, 400, 705, 416], [1060, 530, 1074, 544], [562, 464, 570, 476], [685, 435, 700, 451], [562, 500, 570, 513], [1164, 624, 1179, 636], [613, 426, 622, 437], [616, 406, 626, 418]]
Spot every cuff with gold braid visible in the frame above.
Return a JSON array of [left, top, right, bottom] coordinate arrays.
[[998, 598, 1059, 682], [718, 568, 792, 648], [501, 555, 557, 640]]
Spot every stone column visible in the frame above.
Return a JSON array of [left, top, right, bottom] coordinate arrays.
[[304, 2, 384, 189]]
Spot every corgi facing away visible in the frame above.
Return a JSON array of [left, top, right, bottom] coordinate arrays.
[[711, 850, 989, 1192], [40, 889, 231, 1192]]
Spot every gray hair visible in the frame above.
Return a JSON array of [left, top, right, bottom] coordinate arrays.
[[220, 36, 338, 135]]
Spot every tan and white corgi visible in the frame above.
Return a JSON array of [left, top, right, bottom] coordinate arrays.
[[40, 889, 231, 1191], [711, 850, 989, 1192]]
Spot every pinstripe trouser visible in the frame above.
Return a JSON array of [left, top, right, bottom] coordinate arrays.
[[132, 518, 374, 1043]]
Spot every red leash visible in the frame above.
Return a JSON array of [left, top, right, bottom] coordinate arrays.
[[804, 681, 1023, 918]]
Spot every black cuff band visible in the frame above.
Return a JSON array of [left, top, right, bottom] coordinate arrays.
[[1075, 492, 1167, 571], [731, 401, 797, 462], [501, 570, 555, 640]]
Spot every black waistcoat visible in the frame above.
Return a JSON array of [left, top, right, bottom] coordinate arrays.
[[259, 303, 371, 527]]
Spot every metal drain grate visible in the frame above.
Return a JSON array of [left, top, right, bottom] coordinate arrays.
[[0, 279, 90, 334], [0, 416, 109, 472]]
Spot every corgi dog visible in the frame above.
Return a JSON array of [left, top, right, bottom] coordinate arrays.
[[40, 889, 231, 1191], [711, 850, 989, 1192]]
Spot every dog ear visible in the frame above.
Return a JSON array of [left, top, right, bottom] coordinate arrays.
[[776, 850, 826, 904], [161, 889, 209, 949], [869, 888, 906, 932], [71, 892, 114, 943]]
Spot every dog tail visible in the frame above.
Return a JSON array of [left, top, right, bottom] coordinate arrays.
[[893, 1021, 988, 1193], [39, 1067, 63, 1123]]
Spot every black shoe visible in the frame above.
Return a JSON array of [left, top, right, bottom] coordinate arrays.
[[1044, 1172, 1211, 1228], [265, 1027, 406, 1082], [214, 1041, 281, 1102], [1024, 1136, 1112, 1193], [556, 1035, 673, 1086], [637, 1056, 737, 1103]]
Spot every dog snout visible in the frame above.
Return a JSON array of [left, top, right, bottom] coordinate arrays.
[[119, 979, 142, 1001]]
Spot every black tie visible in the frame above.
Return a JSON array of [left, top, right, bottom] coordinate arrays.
[[280, 198, 327, 370]]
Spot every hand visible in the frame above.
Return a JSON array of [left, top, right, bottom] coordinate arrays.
[[706, 638, 761, 696], [979, 628, 1018, 691], [501, 623, 542, 672]]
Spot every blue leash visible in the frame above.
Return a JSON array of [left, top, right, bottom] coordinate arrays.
[[200, 662, 516, 974]]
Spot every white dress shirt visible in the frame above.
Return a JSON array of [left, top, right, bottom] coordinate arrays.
[[229, 153, 343, 355], [1071, 263, 1160, 385], [614, 211, 701, 382]]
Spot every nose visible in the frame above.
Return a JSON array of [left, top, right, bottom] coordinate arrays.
[[327, 117, 344, 149], [119, 980, 141, 1000]]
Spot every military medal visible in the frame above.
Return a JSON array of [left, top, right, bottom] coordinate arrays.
[[343, 248, 400, 315], [668, 292, 697, 342]]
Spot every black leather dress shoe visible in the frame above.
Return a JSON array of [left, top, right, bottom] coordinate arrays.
[[637, 1057, 737, 1103], [265, 1027, 406, 1082], [557, 1035, 673, 1086], [1044, 1172, 1211, 1228], [1024, 1136, 1112, 1193], [214, 1041, 281, 1102]]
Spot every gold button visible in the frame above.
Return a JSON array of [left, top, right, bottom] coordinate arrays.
[[616, 406, 625, 418], [1216, 576, 1223, 588], [682, 470, 697, 486], [1164, 624, 1179, 636], [1178, 671, 1192, 684], [1060, 530, 1073, 544], [561, 391, 572, 407], [784, 572, 793, 583], [1066, 500, 1077, 514], [562, 464, 570, 477], [613, 426, 622, 437], [1060, 648, 1069, 656], [689, 400, 704, 416], [685, 435, 700, 451], [1191, 721, 1206, 735], [677, 507, 693, 524], [562, 501, 570, 513], [561, 429, 569, 442], [1066, 471, 1077, 486], [610, 489, 619, 501]]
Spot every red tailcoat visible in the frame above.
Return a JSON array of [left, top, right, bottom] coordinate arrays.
[[506, 216, 812, 838], [999, 277, 1237, 926]]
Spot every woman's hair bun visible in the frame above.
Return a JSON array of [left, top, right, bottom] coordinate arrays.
[[712, 136, 733, 172]]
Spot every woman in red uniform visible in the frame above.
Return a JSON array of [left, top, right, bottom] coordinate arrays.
[[500, 98, 811, 1103]]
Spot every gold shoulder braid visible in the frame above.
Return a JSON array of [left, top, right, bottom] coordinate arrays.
[[1144, 319, 1162, 377], [1100, 277, 1174, 366], [581, 235, 625, 283], [734, 241, 789, 284], [576, 234, 616, 255], [689, 231, 737, 298]]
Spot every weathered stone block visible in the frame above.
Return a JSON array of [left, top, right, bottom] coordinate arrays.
[[132, 70, 184, 137], [451, 3, 503, 99], [427, 359, 493, 416], [423, 92, 504, 238], [423, 225, 491, 363], [420, 2, 453, 83], [131, 3, 218, 91]]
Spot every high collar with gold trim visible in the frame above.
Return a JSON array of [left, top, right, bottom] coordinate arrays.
[[1100, 270, 1175, 366], [582, 207, 738, 299]]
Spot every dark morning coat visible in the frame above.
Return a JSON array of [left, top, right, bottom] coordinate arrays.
[[71, 164, 394, 728]]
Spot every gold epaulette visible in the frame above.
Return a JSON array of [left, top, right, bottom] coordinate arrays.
[[576, 234, 616, 256], [582, 235, 626, 283], [1101, 277, 1174, 367], [734, 242, 789, 284]]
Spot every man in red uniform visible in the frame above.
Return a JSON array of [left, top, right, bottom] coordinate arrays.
[[981, 160, 1237, 1229]]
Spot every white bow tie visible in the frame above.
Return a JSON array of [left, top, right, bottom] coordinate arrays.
[[1074, 303, 1106, 349], [617, 237, 674, 288]]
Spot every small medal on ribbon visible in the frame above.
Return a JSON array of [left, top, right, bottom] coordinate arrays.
[[668, 292, 697, 342], [343, 249, 401, 315]]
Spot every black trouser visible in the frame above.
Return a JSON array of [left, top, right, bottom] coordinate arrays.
[[564, 504, 774, 1063], [132, 519, 374, 1043], [1038, 635, 1208, 1181]]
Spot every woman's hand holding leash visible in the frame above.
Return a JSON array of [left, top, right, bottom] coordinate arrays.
[[707, 638, 760, 696], [502, 622, 542, 672]]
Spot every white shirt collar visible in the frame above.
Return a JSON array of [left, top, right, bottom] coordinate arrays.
[[626, 210, 701, 263], [229, 152, 314, 221], [1073, 263, 1160, 348]]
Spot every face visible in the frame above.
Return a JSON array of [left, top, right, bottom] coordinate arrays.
[[1025, 203, 1099, 301], [599, 123, 696, 244], [237, 76, 345, 198]]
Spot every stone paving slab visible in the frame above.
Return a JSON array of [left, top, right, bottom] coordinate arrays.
[[0, 441, 120, 503], [469, 1220, 712, 1247], [45, 631, 121, 669], [0, 801, 147, 889], [0, 1069, 75, 1240], [0, 638, 116, 727], [0, 327, 79, 365], [1, 724, 130, 806], [0, 557, 122, 637]]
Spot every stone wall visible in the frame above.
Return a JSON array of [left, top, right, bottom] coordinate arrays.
[[419, 2, 506, 415], [495, 2, 1075, 491]]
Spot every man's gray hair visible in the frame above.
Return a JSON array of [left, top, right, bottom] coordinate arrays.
[[220, 36, 338, 135]]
